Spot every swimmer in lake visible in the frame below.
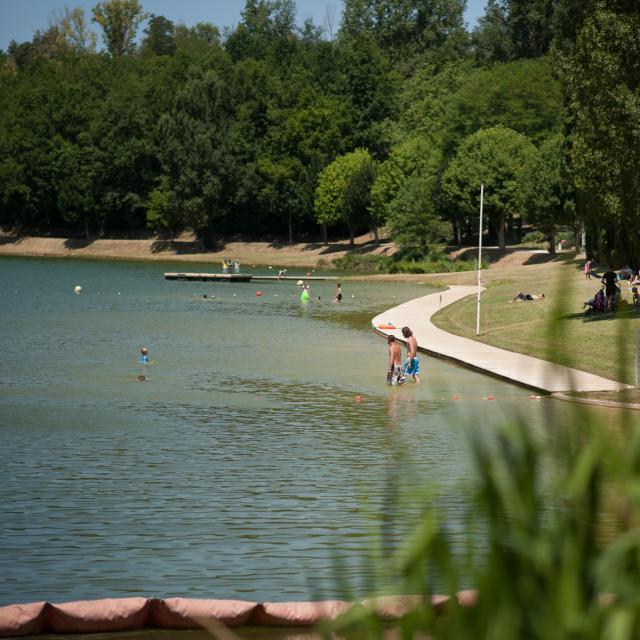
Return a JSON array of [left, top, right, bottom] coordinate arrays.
[[401, 327, 420, 383], [386, 335, 405, 386], [139, 347, 149, 365]]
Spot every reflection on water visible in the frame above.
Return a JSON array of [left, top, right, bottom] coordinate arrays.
[[0, 257, 634, 606]]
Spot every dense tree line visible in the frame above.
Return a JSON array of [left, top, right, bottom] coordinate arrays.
[[0, 0, 638, 263]]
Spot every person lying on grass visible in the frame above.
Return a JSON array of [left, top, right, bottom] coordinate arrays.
[[510, 292, 545, 302]]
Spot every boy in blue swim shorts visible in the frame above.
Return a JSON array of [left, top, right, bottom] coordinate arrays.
[[401, 327, 420, 383]]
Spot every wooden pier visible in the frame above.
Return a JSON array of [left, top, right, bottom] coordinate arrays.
[[164, 272, 337, 282]]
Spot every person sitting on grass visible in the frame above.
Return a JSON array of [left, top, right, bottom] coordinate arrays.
[[510, 292, 545, 302], [618, 265, 633, 280], [632, 287, 640, 308]]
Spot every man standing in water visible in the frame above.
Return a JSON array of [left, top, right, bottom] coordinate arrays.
[[401, 326, 420, 383], [387, 335, 405, 385]]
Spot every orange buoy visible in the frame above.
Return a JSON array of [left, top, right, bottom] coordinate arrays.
[[355, 395, 362, 403], [378, 324, 396, 330], [256, 291, 263, 297], [452, 395, 460, 400], [486, 395, 494, 400]]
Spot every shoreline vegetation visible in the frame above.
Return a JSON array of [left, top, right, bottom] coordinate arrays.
[[3, 233, 638, 408]]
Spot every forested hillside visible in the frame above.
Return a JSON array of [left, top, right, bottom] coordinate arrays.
[[0, 0, 638, 264]]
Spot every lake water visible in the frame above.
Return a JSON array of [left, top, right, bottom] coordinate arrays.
[[0, 256, 628, 606]]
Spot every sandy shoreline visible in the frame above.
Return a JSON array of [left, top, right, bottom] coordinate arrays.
[[0, 233, 395, 269]]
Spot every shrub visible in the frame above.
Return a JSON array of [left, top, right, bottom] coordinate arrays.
[[332, 252, 487, 274], [521, 230, 546, 245]]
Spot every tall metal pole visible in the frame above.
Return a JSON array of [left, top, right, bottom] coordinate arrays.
[[636, 329, 640, 388], [476, 184, 484, 336]]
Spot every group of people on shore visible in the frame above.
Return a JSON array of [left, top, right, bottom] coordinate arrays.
[[585, 261, 640, 313], [387, 327, 420, 386]]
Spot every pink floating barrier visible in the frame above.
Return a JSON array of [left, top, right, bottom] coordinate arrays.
[[47, 597, 151, 634], [0, 602, 47, 638], [360, 595, 424, 620], [151, 598, 258, 629], [0, 593, 480, 636], [456, 590, 478, 607], [250, 600, 352, 626]]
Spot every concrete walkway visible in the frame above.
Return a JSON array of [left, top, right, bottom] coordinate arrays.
[[372, 286, 629, 393]]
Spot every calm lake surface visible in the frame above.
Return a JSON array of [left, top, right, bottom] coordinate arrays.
[[0, 256, 629, 605]]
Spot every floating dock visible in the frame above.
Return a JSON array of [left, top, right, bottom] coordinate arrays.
[[164, 272, 337, 282]]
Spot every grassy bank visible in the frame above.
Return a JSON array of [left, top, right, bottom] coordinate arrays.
[[431, 254, 640, 385]]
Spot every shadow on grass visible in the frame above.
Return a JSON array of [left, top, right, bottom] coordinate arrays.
[[265, 239, 393, 257], [564, 306, 640, 322], [151, 239, 206, 254], [63, 237, 94, 249]]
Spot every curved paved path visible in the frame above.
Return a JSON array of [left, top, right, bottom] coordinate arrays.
[[372, 286, 629, 393]]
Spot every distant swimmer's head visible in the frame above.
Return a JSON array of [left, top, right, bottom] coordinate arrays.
[[401, 327, 412, 338], [203, 294, 207, 299], [388, 335, 396, 344], [141, 347, 149, 355], [138, 374, 146, 381]]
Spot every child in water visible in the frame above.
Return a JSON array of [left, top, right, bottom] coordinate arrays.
[[139, 347, 149, 364]]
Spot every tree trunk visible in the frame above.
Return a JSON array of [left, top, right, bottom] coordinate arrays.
[[288, 211, 293, 245], [321, 223, 328, 245], [548, 229, 556, 255], [348, 223, 354, 248], [370, 222, 379, 246], [497, 211, 506, 255], [455, 219, 462, 247], [84, 218, 90, 240]]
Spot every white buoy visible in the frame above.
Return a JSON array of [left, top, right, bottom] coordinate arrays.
[[296, 280, 304, 286], [74, 285, 82, 294]]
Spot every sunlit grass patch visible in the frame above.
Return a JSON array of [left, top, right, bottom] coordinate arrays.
[[432, 257, 640, 385]]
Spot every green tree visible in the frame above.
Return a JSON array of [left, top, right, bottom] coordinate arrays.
[[506, 0, 555, 59], [53, 137, 101, 238], [389, 175, 450, 252], [395, 59, 472, 145], [441, 125, 535, 254], [156, 65, 231, 245], [370, 136, 442, 247], [92, 0, 147, 56], [560, 2, 640, 264], [446, 56, 563, 150], [336, 34, 394, 157], [261, 91, 349, 243], [56, 7, 97, 53], [339, 0, 469, 63], [225, 0, 297, 62], [519, 133, 574, 253], [146, 178, 181, 239], [472, 0, 509, 63], [314, 148, 377, 246], [142, 14, 176, 56]]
